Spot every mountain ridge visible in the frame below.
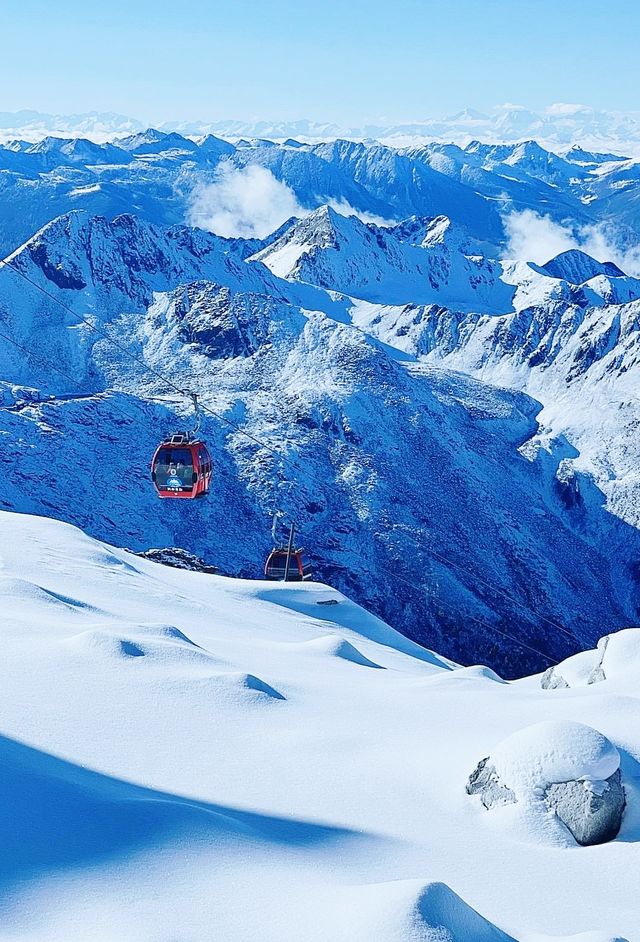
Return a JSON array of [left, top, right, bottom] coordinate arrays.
[[2, 206, 640, 673]]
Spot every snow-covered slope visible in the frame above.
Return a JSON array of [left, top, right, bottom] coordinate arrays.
[[0, 509, 637, 941], [2, 211, 640, 675]]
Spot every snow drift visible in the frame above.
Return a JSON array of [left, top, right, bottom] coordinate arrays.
[[0, 510, 637, 939]]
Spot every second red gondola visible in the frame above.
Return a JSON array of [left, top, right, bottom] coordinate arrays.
[[264, 547, 313, 581]]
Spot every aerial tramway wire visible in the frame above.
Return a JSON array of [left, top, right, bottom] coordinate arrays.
[[377, 561, 562, 666], [0, 324, 85, 390]]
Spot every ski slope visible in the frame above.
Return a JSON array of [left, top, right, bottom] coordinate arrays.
[[0, 510, 638, 941]]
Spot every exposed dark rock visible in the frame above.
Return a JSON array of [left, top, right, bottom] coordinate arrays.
[[29, 242, 87, 289], [134, 547, 219, 574], [545, 769, 626, 845]]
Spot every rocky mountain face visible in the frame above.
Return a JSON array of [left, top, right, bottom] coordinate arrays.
[[1, 133, 639, 675]]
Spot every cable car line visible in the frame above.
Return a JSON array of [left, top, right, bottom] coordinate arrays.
[[386, 537, 582, 647], [0, 299, 557, 660], [0, 324, 87, 391], [376, 562, 560, 665], [0, 309, 562, 661], [0, 253, 586, 657]]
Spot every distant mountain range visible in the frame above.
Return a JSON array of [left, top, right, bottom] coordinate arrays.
[[1, 130, 639, 264], [2, 105, 640, 153]]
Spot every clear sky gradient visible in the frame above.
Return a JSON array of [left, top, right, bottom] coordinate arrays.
[[2, 0, 638, 123]]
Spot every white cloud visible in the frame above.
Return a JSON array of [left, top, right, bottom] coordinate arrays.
[[186, 162, 399, 240], [503, 210, 577, 264], [495, 102, 528, 112], [503, 209, 640, 276], [186, 163, 305, 239], [580, 223, 640, 276], [326, 198, 397, 228]]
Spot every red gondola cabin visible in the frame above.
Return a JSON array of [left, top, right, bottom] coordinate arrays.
[[264, 548, 313, 581], [151, 434, 212, 499]]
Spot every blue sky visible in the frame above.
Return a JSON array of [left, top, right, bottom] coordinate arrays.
[[2, 0, 639, 122]]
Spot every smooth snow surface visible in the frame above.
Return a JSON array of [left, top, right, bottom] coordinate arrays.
[[0, 511, 638, 941]]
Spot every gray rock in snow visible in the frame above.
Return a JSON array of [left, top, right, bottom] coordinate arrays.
[[465, 757, 517, 809], [545, 769, 625, 845], [588, 664, 607, 684], [540, 667, 569, 689], [134, 547, 219, 574]]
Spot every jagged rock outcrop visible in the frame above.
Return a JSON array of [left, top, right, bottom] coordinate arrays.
[[134, 547, 219, 574]]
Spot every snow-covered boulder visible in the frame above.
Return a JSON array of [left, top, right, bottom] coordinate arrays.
[[541, 628, 640, 689], [540, 647, 602, 688], [467, 721, 625, 845]]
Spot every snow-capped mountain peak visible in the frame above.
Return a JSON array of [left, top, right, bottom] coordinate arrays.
[[248, 205, 359, 278]]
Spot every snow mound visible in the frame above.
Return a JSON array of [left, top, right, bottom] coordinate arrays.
[[0, 576, 102, 614], [541, 628, 640, 688], [491, 721, 620, 797], [302, 635, 385, 668], [553, 935, 629, 942], [134, 623, 200, 646], [410, 881, 513, 941], [62, 625, 212, 665], [449, 665, 506, 683], [252, 582, 454, 670], [207, 671, 286, 701], [61, 630, 147, 659], [363, 880, 514, 942]]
